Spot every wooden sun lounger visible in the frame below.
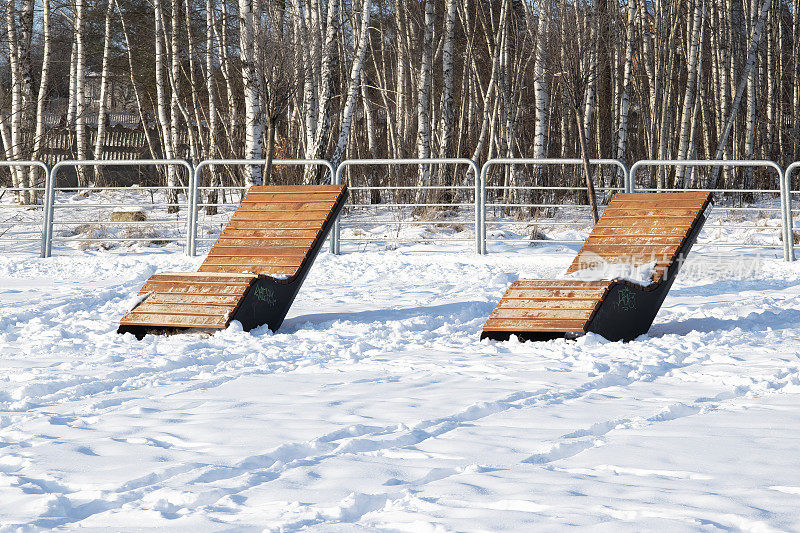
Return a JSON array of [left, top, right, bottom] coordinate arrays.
[[118, 185, 348, 339], [481, 191, 713, 342]]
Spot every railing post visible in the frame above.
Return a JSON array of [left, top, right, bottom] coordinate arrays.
[[45, 162, 59, 258], [623, 161, 633, 193], [332, 163, 343, 255], [629, 161, 642, 196], [187, 161, 198, 256], [39, 162, 53, 258], [785, 162, 798, 262], [468, 159, 481, 254], [479, 162, 488, 254]]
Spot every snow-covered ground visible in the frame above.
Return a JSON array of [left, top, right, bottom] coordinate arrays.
[[1, 190, 800, 530]]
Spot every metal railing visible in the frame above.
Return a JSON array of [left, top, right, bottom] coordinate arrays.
[[191, 159, 334, 256], [479, 158, 629, 254], [788, 161, 800, 259], [1, 157, 799, 261], [629, 160, 793, 262], [46, 159, 194, 257], [0, 161, 50, 257], [334, 158, 481, 254]]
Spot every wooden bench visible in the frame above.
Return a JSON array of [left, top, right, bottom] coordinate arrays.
[[118, 185, 348, 338], [481, 191, 712, 342]]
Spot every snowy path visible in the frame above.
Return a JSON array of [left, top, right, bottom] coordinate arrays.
[[1, 244, 799, 530]]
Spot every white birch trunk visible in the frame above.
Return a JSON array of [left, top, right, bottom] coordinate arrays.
[[294, 0, 318, 155], [74, 0, 89, 187], [306, 0, 339, 179], [794, 0, 800, 161], [615, 0, 636, 183], [745, 0, 757, 188], [169, 0, 182, 201], [29, 0, 51, 203], [67, 39, 78, 127], [154, 0, 176, 196], [93, 0, 115, 182], [239, 0, 262, 186], [205, 0, 219, 212], [532, 0, 549, 167], [676, 0, 704, 184], [331, 0, 372, 169], [438, 0, 457, 167], [415, 0, 435, 194], [5, 1, 23, 201]]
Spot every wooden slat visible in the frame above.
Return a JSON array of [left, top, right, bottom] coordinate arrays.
[[122, 313, 228, 328], [510, 279, 609, 288], [198, 265, 297, 276], [602, 208, 701, 217], [230, 211, 333, 221], [245, 184, 343, 193], [489, 308, 594, 320], [611, 192, 710, 200], [206, 245, 311, 257], [494, 299, 600, 310], [127, 303, 233, 316], [235, 201, 336, 211], [596, 215, 698, 224], [483, 318, 588, 332], [585, 235, 684, 246], [589, 227, 690, 237], [503, 288, 608, 300], [200, 256, 303, 266], [577, 244, 678, 256], [147, 272, 254, 283], [144, 293, 242, 305], [214, 238, 315, 248], [141, 282, 251, 295], [224, 220, 325, 231]]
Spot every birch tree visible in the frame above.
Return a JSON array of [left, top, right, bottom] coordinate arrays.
[[240, 0, 262, 186], [675, 0, 704, 185], [29, 0, 52, 203], [93, 0, 116, 184], [331, 0, 373, 169], [415, 0, 435, 193], [74, 0, 89, 187]]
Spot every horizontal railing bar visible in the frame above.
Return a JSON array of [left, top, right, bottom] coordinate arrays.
[[54, 219, 187, 225], [484, 239, 586, 244], [347, 185, 474, 190], [53, 186, 189, 191], [52, 237, 182, 242], [634, 187, 781, 194], [340, 220, 467, 226], [485, 221, 587, 226], [485, 186, 622, 191], [52, 203, 186, 209], [344, 203, 474, 208], [338, 238, 475, 243]]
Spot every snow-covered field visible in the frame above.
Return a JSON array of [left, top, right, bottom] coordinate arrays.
[[2, 190, 800, 530]]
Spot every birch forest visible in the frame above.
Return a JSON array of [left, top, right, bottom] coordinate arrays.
[[2, 0, 800, 200]]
